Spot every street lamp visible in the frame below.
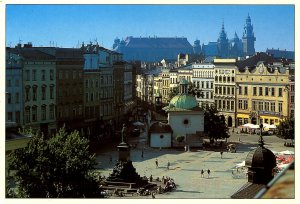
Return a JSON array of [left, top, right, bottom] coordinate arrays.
[[259, 123, 264, 146]]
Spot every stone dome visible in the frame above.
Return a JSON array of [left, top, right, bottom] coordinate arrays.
[[245, 146, 276, 170], [169, 94, 198, 110]]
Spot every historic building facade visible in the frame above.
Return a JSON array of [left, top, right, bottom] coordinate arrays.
[[6, 50, 24, 126], [56, 48, 84, 132], [214, 59, 237, 127], [21, 48, 57, 136], [113, 36, 194, 62], [191, 63, 215, 107], [235, 53, 290, 126]]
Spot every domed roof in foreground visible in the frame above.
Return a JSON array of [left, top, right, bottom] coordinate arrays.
[[169, 94, 198, 110], [245, 146, 276, 170]]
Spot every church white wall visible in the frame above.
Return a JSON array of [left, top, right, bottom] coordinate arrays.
[[150, 133, 172, 148], [168, 111, 204, 138]]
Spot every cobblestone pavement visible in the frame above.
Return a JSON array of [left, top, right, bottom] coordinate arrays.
[[95, 128, 294, 199]]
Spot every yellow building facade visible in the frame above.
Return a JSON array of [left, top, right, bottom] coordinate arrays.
[[236, 62, 290, 126]]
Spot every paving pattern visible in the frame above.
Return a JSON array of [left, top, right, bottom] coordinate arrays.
[[95, 129, 294, 198]]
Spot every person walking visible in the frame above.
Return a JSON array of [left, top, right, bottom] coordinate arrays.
[[207, 169, 211, 178], [141, 149, 144, 159], [155, 159, 158, 168], [167, 161, 170, 170], [201, 169, 204, 178], [220, 151, 223, 158]]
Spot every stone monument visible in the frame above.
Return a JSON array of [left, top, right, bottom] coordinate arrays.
[[105, 124, 149, 189]]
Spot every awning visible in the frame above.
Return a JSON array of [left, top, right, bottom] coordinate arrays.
[[237, 114, 249, 118]]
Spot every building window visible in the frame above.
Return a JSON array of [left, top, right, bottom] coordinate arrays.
[[206, 81, 209, 89], [227, 87, 230, 95], [50, 104, 55, 120], [50, 86, 54, 99], [211, 82, 213, 89], [7, 112, 13, 121], [90, 93, 94, 101], [253, 87, 257, 96], [223, 76, 226, 82], [259, 87, 263, 96], [259, 101, 263, 111], [232, 77, 235, 82], [231, 101, 234, 110], [85, 80, 89, 88], [252, 101, 257, 111], [223, 100, 225, 109], [42, 86, 46, 100], [278, 102, 283, 112], [42, 70, 46, 81], [265, 102, 270, 111], [226, 100, 230, 110], [265, 87, 269, 96], [219, 76, 222, 82], [244, 100, 248, 109], [25, 87, 30, 101], [15, 79, 19, 87], [41, 105, 46, 121], [6, 79, 11, 87], [232, 87, 234, 95], [244, 86, 248, 95], [271, 102, 275, 112], [271, 88, 275, 96], [238, 100, 243, 109], [33, 86, 37, 101], [223, 87, 226, 95], [15, 93, 19, 104], [238, 86, 242, 95], [291, 95, 294, 103], [206, 92, 209, 99], [218, 100, 221, 109], [291, 84, 295, 92], [201, 81, 204, 88], [32, 69, 36, 81], [278, 88, 283, 97], [15, 111, 20, 123], [25, 107, 30, 123], [227, 76, 230, 83], [215, 76, 218, 82], [32, 106, 37, 122], [7, 93, 12, 104], [50, 70, 54, 80], [25, 70, 30, 81]]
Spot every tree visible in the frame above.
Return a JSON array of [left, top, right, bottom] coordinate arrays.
[[176, 135, 185, 143], [202, 104, 229, 142], [7, 128, 103, 198], [169, 86, 179, 99], [276, 117, 295, 144]]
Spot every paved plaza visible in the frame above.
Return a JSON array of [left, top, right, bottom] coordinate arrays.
[[95, 129, 294, 199]]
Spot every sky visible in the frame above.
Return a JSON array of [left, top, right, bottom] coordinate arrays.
[[5, 4, 295, 51]]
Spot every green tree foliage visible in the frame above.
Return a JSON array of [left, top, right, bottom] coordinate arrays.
[[176, 135, 185, 143], [169, 86, 179, 99], [202, 104, 229, 142], [7, 128, 102, 198], [276, 117, 295, 142]]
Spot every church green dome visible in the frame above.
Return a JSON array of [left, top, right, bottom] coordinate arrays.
[[169, 94, 198, 110]]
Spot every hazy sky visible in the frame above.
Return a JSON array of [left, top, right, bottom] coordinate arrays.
[[6, 4, 295, 51]]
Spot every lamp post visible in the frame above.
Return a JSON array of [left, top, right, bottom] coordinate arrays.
[[259, 123, 264, 146]]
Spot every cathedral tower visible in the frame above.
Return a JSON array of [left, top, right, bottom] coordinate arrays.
[[242, 14, 256, 56], [217, 21, 229, 58]]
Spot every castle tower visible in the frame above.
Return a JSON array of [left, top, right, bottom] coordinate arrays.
[[193, 39, 202, 54], [217, 21, 229, 58], [242, 14, 256, 56]]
